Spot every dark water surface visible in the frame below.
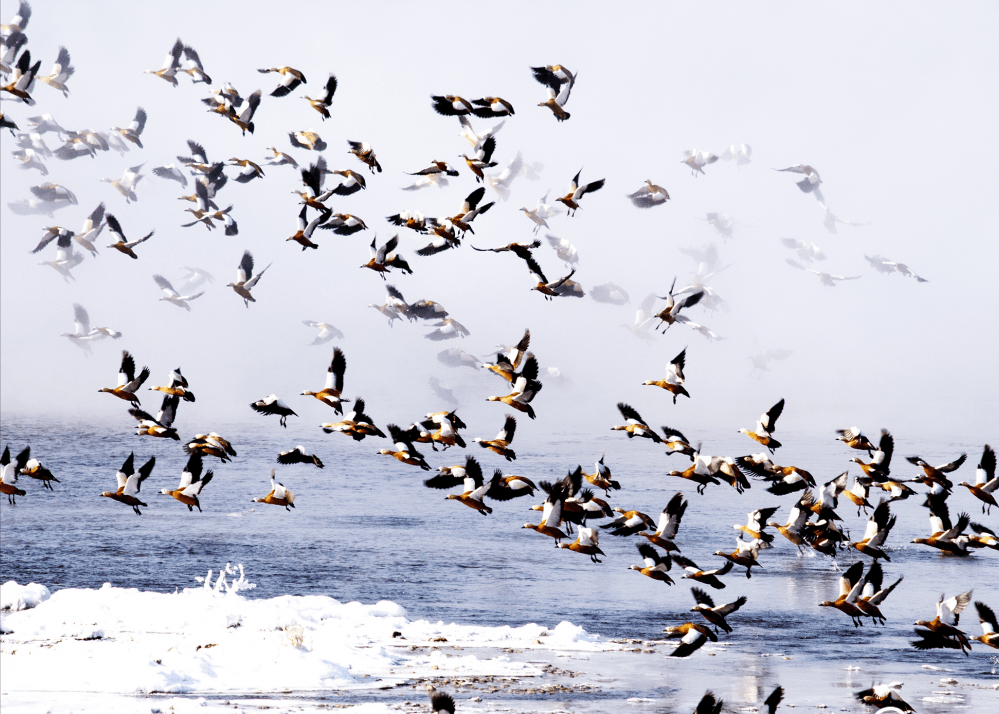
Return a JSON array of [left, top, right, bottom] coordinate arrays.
[[2, 413, 997, 709]]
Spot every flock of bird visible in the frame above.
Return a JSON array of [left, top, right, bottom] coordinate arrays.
[[0, 3, 991, 712]]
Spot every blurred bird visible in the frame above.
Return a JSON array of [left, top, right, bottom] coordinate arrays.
[[775, 164, 823, 202], [720, 143, 752, 166], [681, 150, 718, 176], [153, 275, 204, 311], [101, 163, 144, 203], [303, 320, 344, 346], [628, 180, 669, 208]]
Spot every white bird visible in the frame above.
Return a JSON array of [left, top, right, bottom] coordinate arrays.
[[776, 164, 823, 202], [720, 143, 752, 165], [628, 180, 670, 208], [520, 192, 555, 233], [706, 212, 734, 240], [26, 114, 66, 134], [622, 293, 657, 343], [303, 320, 344, 346], [153, 275, 205, 310], [820, 203, 868, 233], [780, 237, 825, 265], [102, 163, 144, 203], [38, 246, 84, 282], [485, 152, 524, 200], [38, 46, 74, 96], [681, 149, 718, 176], [545, 233, 578, 267], [11, 147, 47, 174], [152, 163, 188, 187], [458, 115, 505, 151], [71, 203, 105, 256], [17, 131, 51, 157], [61, 304, 120, 354]]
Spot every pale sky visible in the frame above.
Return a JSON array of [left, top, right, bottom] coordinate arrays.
[[2, 1, 997, 444]]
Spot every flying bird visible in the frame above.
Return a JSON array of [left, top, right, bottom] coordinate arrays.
[[258, 66, 307, 96], [250, 394, 298, 428], [556, 169, 604, 215], [153, 274, 204, 310], [305, 73, 337, 119], [227, 250, 271, 306]]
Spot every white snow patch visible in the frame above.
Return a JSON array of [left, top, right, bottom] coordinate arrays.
[[1, 581, 51, 611], [1, 568, 610, 698]]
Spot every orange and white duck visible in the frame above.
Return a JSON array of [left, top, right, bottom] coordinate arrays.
[[819, 561, 868, 627], [146, 39, 183, 86], [1, 446, 30, 504], [637, 492, 687, 552], [159, 453, 213, 512], [681, 149, 718, 176], [301, 348, 349, 414], [557, 527, 605, 563], [585, 452, 620, 496], [611, 403, 662, 443], [555, 169, 604, 216], [148, 366, 195, 402], [629, 543, 673, 583], [653, 277, 704, 331], [101, 453, 156, 514], [253, 470, 296, 510], [958, 444, 997, 514], [129, 395, 180, 440], [738, 398, 784, 453], [522, 483, 568, 544], [106, 214, 152, 258], [320, 397, 386, 441], [851, 500, 897, 561], [379, 425, 431, 471], [99, 350, 149, 404], [913, 590, 973, 654], [258, 66, 307, 96], [642, 347, 689, 403], [474, 415, 517, 461], [227, 250, 272, 307], [663, 622, 717, 657], [690, 587, 747, 634]]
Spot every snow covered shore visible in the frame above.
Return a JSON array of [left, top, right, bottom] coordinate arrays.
[[1, 567, 608, 701]]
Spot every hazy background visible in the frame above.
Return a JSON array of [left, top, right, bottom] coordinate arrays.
[[2, 0, 997, 451]]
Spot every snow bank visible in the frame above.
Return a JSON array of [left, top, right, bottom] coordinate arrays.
[[0, 566, 609, 697], [1, 581, 51, 611]]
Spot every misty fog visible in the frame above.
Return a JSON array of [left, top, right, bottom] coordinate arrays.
[[2, 0, 997, 454]]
